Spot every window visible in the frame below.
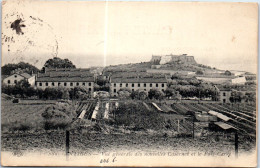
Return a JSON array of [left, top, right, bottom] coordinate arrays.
[[138, 83, 140, 87], [89, 83, 91, 86], [76, 82, 79, 86], [114, 83, 116, 87], [150, 83, 152, 87], [223, 92, 226, 96], [156, 83, 158, 87], [14, 75, 17, 78], [144, 83, 146, 87], [114, 89, 116, 93], [223, 99, 226, 103], [58, 82, 61, 86], [162, 83, 164, 87], [82, 82, 85, 86], [132, 89, 134, 91], [14, 80, 17, 84], [126, 83, 128, 87], [52, 82, 55, 86], [64, 82, 67, 86], [7, 80, 10, 84], [70, 83, 73, 86], [132, 83, 134, 87], [120, 83, 122, 87], [144, 89, 146, 91], [46, 82, 48, 86], [39, 82, 42, 86], [89, 88, 91, 91], [162, 89, 164, 92]]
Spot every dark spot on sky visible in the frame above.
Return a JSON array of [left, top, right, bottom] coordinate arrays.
[[10, 19, 26, 35]]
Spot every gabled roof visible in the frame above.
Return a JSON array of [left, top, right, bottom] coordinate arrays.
[[36, 68, 95, 82], [20, 73, 33, 79], [6, 73, 32, 79], [36, 77, 94, 82], [110, 72, 167, 83], [111, 77, 167, 83]]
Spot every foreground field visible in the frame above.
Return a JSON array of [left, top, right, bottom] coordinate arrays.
[[1, 130, 255, 157], [1, 99, 52, 132], [1, 98, 256, 158]]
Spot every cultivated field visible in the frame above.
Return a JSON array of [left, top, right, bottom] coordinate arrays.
[[1, 97, 256, 157], [1, 99, 53, 133]]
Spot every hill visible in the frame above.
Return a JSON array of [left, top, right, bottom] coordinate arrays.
[[103, 54, 222, 77]]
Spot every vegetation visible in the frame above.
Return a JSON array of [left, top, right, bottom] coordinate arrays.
[[148, 89, 165, 100], [130, 90, 148, 100], [42, 102, 75, 130], [1, 99, 47, 132], [164, 88, 181, 100], [168, 76, 218, 100], [2, 83, 90, 100], [1, 62, 39, 75], [229, 91, 256, 103], [42, 57, 76, 70], [112, 101, 164, 130], [224, 70, 232, 76], [94, 77, 110, 92], [195, 70, 204, 75], [117, 88, 131, 98]]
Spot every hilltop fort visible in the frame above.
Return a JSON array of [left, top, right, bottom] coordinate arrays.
[[150, 54, 197, 65]]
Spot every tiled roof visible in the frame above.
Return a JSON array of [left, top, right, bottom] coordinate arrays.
[[111, 76, 167, 83], [216, 85, 256, 92], [36, 69, 94, 82], [20, 73, 33, 79], [36, 77, 94, 82]]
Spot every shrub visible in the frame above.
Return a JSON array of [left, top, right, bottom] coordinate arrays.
[[42, 102, 75, 130], [112, 101, 164, 130], [148, 89, 165, 100], [8, 121, 35, 132]]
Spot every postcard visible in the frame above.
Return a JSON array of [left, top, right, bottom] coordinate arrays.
[[1, 0, 258, 167]]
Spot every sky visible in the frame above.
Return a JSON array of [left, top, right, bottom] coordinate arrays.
[[2, 0, 258, 73]]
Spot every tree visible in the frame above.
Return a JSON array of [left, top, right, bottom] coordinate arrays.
[[224, 70, 232, 76], [117, 88, 131, 98], [2, 62, 39, 75], [196, 70, 203, 75], [148, 89, 164, 100], [165, 88, 175, 99], [229, 91, 242, 103], [139, 91, 148, 100], [62, 89, 70, 100], [130, 90, 148, 100], [243, 92, 256, 103], [69, 87, 90, 100], [42, 57, 76, 70]]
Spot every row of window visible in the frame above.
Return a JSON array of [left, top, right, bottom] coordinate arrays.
[[114, 88, 165, 93], [113, 83, 165, 88], [37, 82, 92, 87], [7, 80, 17, 84]]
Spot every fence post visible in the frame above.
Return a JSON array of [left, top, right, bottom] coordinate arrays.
[[235, 131, 238, 158], [192, 117, 195, 139], [66, 130, 70, 160]]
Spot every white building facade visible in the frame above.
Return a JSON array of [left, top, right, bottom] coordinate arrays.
[[110, 76, 167, 97], [3, 73, 36, 86], [35, 68, 95, 95]]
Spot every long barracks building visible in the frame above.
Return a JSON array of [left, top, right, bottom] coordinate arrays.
[[110, 73, 168, 97], [35, 68, 95, 94]]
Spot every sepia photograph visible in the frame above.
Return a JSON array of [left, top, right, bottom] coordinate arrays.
[[1, 0, 258, 167]]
